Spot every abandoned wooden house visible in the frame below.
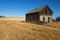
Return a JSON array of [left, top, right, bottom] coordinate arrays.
[[26, 5, 53, 22]]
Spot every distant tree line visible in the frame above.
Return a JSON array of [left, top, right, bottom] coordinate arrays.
[[0, 15, 5, 18], [53, 16, 60, 22], [56, 16, 60, 21]]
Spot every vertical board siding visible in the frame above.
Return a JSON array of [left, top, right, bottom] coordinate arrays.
[[26, 13, 39, 22]]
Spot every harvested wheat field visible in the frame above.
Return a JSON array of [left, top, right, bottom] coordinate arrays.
[[0, 18, 60, 40]]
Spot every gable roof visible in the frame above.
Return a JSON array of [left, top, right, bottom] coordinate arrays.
[[26, 5, 53, 14]]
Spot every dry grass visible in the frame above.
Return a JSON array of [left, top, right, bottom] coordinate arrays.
[[0, 18, 60, 40]]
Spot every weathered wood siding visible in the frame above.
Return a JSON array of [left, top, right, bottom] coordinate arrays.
[[26, 13, 39, 22], [39, 6, 53, 22], [40, 6, 52, 15]]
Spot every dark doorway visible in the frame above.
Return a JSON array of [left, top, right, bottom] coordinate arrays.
[[43, 17, 45, 22], [48, 17, 50, 22]]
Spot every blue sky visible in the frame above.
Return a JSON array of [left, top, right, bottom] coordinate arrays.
[[0, 0, 60, 18]]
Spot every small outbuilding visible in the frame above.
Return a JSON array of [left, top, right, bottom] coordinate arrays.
[[26, 5, 53, 22]]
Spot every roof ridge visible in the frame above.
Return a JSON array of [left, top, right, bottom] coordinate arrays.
[[26, 5, 49, 14]]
